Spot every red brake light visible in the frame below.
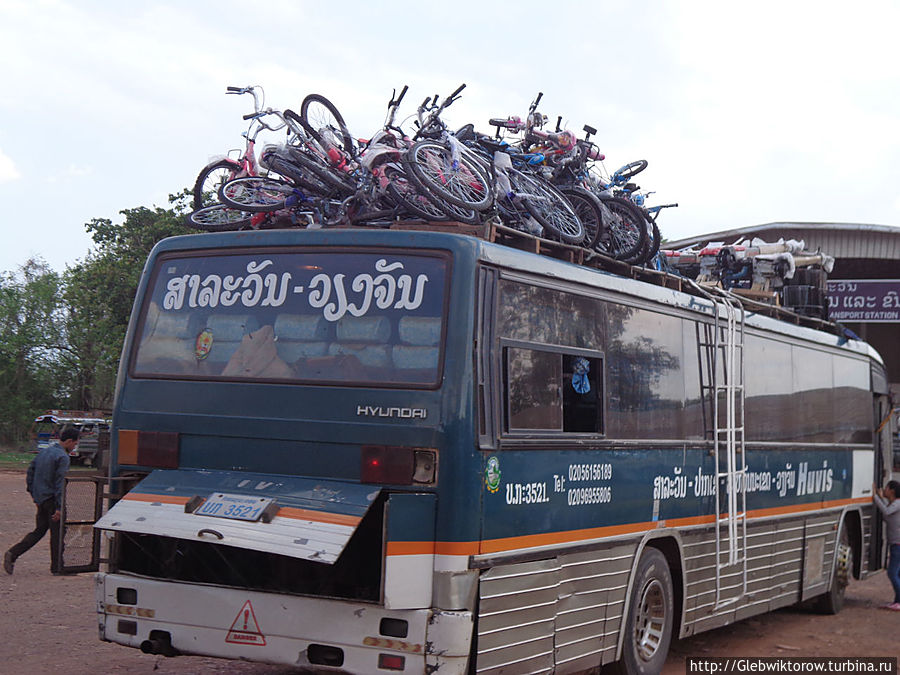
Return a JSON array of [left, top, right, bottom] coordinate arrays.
[[378, 654, 405, 671], [361, 446, 436, 485], [362, 446, 413, 484]]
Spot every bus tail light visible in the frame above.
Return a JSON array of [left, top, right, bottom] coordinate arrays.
[[378, 654, 405, 671], [361, 446, 436, 485], [118, 430, 179, 468]]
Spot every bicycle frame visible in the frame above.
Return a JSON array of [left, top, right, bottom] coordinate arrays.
[[222, 86, 291, 181]]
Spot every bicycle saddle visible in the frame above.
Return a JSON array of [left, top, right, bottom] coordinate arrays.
[[455, 123, 476, 142]]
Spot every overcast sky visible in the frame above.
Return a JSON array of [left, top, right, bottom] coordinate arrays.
[[2, 0, 899, 275]]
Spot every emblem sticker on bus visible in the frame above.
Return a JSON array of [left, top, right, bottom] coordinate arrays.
[[194, 328, 214, 360], [484, 456, 501, 493]]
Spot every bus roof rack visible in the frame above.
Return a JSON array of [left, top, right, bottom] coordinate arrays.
[[380, 219, 847, 337]]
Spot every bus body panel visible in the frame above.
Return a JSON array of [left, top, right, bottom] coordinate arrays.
[[96, 228, 886, 673], [96, 572, 473, 673]]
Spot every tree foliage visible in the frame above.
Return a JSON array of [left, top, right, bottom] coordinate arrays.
[[0, 260, 65, 444], [0, 194, 193, 444]]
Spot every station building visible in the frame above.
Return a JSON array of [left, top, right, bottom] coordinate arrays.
[[666, 222, 900, 422]]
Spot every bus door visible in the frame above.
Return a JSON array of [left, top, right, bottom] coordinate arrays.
[[58, 475, 105, 574], [870, 362, 892, 571]]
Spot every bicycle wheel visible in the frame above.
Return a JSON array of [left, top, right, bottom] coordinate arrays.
[[430, 196, 481, 225], [560, 187, 605, 249], [383, 165, 449, 221], [646, 216, 662, 261], [510, 170, 584, 244], [619, 207, 662, 266], [396, 163, 481, 224], [192, 159, 240, 210], [396, 169, 481, 224], [299, 93, 354, 155], [218, 177, 297, 212], [186, 203, 253, 231], [613, 159, 648, 182], [403, 140, 492, 211], [598, 195, 648, 262]]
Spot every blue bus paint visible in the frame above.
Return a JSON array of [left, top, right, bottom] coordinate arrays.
[[479, 448, 854, 543], [386, 492, 437, 544]]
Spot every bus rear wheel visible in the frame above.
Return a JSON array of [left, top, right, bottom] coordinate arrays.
[[815, 525, 852, 614], [615, 547, 674, 675]]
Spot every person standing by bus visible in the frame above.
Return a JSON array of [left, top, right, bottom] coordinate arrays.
[[874, 479, 900, 610], [4, 426, 76, 575]]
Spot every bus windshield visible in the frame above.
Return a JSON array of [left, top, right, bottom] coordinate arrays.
[[131, 248, 449, 387]]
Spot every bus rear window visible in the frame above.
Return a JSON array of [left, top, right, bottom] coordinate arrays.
[[131, 249, 449, 387]]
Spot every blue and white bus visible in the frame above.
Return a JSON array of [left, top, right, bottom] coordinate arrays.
[[91, 225, 892, 674]]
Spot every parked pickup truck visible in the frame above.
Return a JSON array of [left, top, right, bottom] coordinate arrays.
[[32, 410, 111, 467]]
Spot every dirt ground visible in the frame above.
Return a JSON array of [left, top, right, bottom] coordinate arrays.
[[0, 470, 897, 674]]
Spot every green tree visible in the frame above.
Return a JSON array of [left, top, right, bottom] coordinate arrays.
[[61, 197, 193, 411], [0, 260, 65, 444]]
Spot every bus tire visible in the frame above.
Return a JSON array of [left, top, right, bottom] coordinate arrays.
[[815, 524, 852, 614], [615, 547, 674, 675]]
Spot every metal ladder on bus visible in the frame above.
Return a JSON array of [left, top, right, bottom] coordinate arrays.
[[695, 284, 748, 610]]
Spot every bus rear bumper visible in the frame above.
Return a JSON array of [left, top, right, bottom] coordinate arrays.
[[96, 572, 473, 673]]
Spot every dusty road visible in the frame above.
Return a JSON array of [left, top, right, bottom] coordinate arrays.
[[1, 470, 898, 674]]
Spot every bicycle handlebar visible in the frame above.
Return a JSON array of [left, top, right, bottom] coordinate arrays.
[[529, 127, 576, 151], [239, 108, 288, 136], [226, 85, 265, 119], [489, 116, 524, 131], [413, 84, 465, 139]]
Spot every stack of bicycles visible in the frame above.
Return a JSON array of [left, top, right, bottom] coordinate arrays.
[[187, 85, 677, 267]]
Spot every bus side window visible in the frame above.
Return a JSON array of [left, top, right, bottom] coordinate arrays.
[[504, 345, 604, 436]]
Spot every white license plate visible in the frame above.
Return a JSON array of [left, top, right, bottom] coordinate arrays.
[[195, 493, 274, 522]]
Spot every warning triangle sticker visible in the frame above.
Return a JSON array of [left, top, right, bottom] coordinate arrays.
[[225, 600, 266, 646]]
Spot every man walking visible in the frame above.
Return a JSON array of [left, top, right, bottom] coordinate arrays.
[[4, 426, 76, 575]]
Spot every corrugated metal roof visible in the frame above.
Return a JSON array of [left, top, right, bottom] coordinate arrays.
[[666, 222, 900, 260]]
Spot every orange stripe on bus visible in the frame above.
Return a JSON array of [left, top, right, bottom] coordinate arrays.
[[123, 493, 188, 506], [478, 521, 654, 554], [277, 506, 361, 528], [386, 496, 873, 558], [746, 496, 871, 519], [386, 542, 436, 556]]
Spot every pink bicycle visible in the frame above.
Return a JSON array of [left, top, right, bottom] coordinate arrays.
[[191, 85, 288, 211]]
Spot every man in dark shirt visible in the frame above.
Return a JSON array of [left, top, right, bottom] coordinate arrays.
[[4, 426, 76, 575], [874, 479, 900, 610]]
